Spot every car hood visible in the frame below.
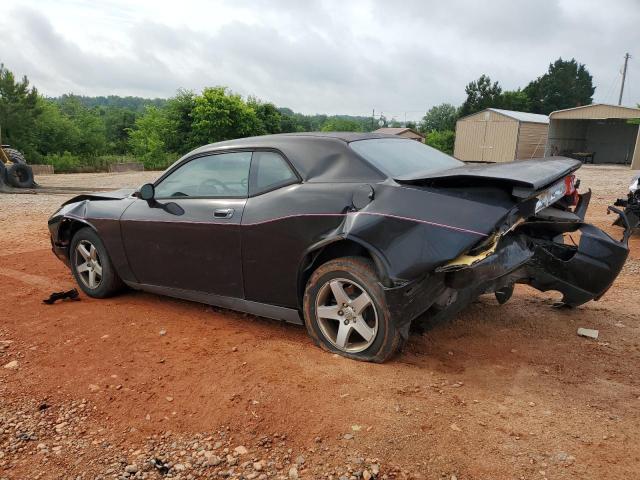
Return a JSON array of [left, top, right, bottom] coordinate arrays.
[[395, 157, 581, 191], [61, 188, 136, 206]]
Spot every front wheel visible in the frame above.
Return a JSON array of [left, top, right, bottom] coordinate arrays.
[[70, 228, 123, 298], [303, 257, 404, 362]]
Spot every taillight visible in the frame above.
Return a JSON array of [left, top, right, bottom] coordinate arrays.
[[564, 175, 576, 195], [564, 175, 579, 206]]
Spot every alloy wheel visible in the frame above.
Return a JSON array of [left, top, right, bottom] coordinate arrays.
[[315, 277, 378, 353], [74, 240, 103, 289]]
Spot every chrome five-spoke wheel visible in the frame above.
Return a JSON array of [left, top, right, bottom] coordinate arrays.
[[315, 277, 378, 353], [74, 239, 103, 289]]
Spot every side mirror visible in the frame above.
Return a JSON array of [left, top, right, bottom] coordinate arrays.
[[139, 183, 155, 201]]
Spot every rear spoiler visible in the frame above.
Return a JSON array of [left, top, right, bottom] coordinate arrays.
[[395, 157, 582, 192]]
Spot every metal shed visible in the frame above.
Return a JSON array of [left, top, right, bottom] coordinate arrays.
[[454, 108, 549, 162], [544, 104, 640, 168]]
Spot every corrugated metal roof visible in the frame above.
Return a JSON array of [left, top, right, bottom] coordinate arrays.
[[549, 103, 640, 120], [488, 108, 549, 124]]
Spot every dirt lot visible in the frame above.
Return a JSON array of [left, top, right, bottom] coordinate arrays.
[[1, 166, 639, 480]]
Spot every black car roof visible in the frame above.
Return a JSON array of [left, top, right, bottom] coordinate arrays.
[[199, 131, 401, 146], [186, 132, 407, 182]]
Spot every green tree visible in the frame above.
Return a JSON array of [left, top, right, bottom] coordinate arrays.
[[32, 98, 80, 157], [248, 97, 282, 135], [127, 106, 171, 166], [279, 108, 303, 133], [425, 130, 455, 155], [278, 108, 325, 132], [321, 118, 362, 132], [459, 74, 503, 117], [0, 64, 41, 157], [523, 58, 594, 114], [57, 95, 107, 156], [50, 94, 166, 112], [164, 89, 197, 153], [103, 107, 137, 154], [191, 87, 262, 144], [498, 89, 532, 112], [420, 103, 458, 133]]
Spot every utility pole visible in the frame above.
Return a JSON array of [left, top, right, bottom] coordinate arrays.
[[618, 52, 631, 106], [372, 109, 375, 130]]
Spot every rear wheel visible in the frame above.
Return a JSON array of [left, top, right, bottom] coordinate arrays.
[[70, 228, 123, 298], [303, 257, 403, 362]]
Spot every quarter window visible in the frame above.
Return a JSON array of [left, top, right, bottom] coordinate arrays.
[[250, 151, 298, 196], [154, 152, 252, 198]]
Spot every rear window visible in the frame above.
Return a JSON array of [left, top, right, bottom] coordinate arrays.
[[350, 138, 463, 178]]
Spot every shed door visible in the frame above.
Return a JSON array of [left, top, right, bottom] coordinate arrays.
[[454, 121, 485, 161], [483, 121, 518, 162]]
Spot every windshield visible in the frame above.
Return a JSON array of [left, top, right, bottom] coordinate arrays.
[[350, 138, 463, 178]]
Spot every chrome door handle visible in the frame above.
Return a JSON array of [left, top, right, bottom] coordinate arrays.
[[213, 208, 234, 219]]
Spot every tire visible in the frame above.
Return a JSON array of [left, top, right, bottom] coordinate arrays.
[[70, 228, 124, 298], [3, 148, 27, 164], [0, 161, 6, 185], [6, 163, 34, 188], [303, 256, 404, 363]]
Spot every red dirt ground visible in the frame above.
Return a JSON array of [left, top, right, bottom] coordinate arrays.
[[0, 166, 639, 479]]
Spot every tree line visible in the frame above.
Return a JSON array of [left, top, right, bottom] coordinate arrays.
[[418, 58, 596, 154], [0, 58, 598, 171], [0, 64, 375, 172]]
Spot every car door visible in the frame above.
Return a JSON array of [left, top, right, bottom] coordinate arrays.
[[241, 150, 307, 306], [120, 151, 252, 298]]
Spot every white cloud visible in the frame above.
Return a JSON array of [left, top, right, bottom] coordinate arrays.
[[1, 0, 638, 121]]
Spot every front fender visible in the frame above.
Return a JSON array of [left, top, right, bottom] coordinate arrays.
[[48, 201, 98, 265], [48, 197, 137, 282]]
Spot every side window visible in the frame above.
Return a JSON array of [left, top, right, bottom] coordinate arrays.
[[250, 151, 298, 196], [154, 152, 252, 198]]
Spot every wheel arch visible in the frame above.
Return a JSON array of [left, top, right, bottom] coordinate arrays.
[[296, 236, 392, 310], [56, 217, 99, 258]]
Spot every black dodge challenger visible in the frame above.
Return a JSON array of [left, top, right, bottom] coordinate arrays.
[[49, 133, 631, 362]]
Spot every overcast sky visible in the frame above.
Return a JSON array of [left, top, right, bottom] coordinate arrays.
[[1, 0, 638, 121]]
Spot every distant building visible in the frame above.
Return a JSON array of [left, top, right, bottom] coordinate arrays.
[[545, 103, 640, 168], [374, 127, 425, 142], [454, 108, 549, 163]]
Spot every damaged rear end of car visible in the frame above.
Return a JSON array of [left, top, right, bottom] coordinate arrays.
[[395, 157, 631, 324]]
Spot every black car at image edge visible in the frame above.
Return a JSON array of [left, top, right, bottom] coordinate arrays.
[[48, 132, 632, 362]]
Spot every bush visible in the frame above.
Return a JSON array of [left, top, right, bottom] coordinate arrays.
[[85, 155, 142, 172], [140, 152, 177, 171], [42, 152, 82, 173], [41, 153, 171, 173], [426, 130, 455, 155]]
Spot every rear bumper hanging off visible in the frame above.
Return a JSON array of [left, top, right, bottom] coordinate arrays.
[[524, 220, 629, 306], [445, 207, 631, 308]]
